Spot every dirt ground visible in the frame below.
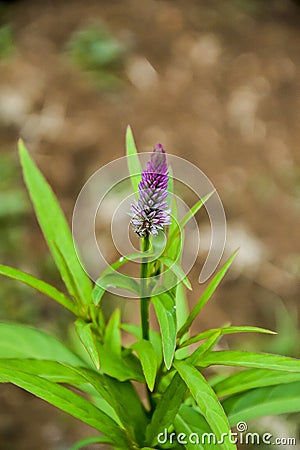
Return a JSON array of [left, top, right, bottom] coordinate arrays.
[[0, 0, 299, 449]]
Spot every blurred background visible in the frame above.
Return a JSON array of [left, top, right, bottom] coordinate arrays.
[[0, 0, 299, 449]]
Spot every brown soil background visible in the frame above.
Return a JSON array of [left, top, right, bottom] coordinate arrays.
[[0, 0, 299, 449]]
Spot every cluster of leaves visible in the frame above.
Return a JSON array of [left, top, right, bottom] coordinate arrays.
[[0, 130, 300, 450], [66, 25, 126, 91]]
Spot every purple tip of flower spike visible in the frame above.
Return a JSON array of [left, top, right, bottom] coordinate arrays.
[[130, 144, 171, 237]]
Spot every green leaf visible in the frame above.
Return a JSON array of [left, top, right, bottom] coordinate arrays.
[[175, 283, 189, 330], [0, 358, 145, 445], [104, 309, 122, 356], [126, 125, 142, 196], [22, 357, 144, 436], [0, 359, 85, 384], [0, 322, 83, 365], [132, 339, 157, 391], [121, 324, 162, 365], [213, 368, 300, 397], [180, 326, 276, 348], [0, 359, 119, 424], [98, 346, 144, 382], [187, 331, 222, 363], [18, 140, 92, 305], [93, 272, 140, 305], [197, 351, 300, 372], [167, 192, 214, 251], [74, 366, 148, 444], [178, 192, 214, 232], [177, 251, 238, 339], [174, 405, 221, 450], [146, 372, 187, 446], [174, 360, 236, 450], [159, 256, 192, 290], [69, 436, 112, 450], [75, 319, 100, 369], [0, 264, 77, 315], [164, 192, 189, 357], [165, 191, 213, 263], [0, 368, 131, 447], [163, 235, 184, 294], [92, 252, 153, 305], [69, 325, 99, 368], [101, 377, 148, 445], [164, 193, 183, 268], [69, 370, 121, 424], [53, 242, 88, 306], [223, 381, 300, 425], [152, 292, 176, 369]]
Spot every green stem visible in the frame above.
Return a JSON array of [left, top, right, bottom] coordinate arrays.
[[140, 234, 155, 413], [140, 234, 150, 340]]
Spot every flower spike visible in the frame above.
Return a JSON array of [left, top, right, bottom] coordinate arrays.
[[130, 144, 171, 237]]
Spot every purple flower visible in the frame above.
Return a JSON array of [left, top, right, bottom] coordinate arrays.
[[130, 144, 171, 237]]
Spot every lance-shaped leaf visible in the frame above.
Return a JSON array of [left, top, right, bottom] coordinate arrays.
[[76, 366, 148, 445], [93, 271, 140, 305], [159, 256, 192, 290], [186, 331, 222, 364], [223, 381, 300, 425], [166, 191, 213, 253], [0, 368, 132, 448], [152, 292, 176, 369], [175, 282, 189, 330], [92, 252, 156, 305], [0, 264, 77, 315], [0, 357, 116, 423], [197, 351, 300, 372], [0, 359, 86, 385], [146, 372, 187, 446], [164, 191, 183, 279], [0, 322, 83, 365], [104, 309, 122, 356], [97, 346, 144, 382], [212, 368, 300, 397], [132, 339, 157, 391], [146, 331, 219, 444], [121, 323, 162, 365], [0, 358, 120, 423], [0, 358, 147, 444], [126, 125, 142, 196], [75, 319, 100, 369], [175, 405, 221, 450], [174, 360, 236, 450], [177, 251, 238, 339], [180, 326, 276, 348], [18, 140, 92, 305], [16, 357, 145, 441]]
